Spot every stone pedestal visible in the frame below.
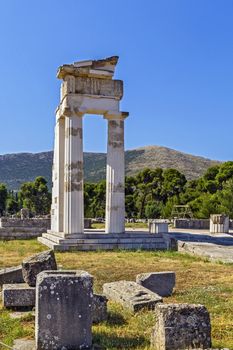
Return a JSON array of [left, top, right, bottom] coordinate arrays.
[[63, 114, 84, 235], [35, 270, 93, 350], [210, 214, 229, 234], [105, 116, 126, 234], [151, 303, 211, 350], [149, 221, 168, 234]]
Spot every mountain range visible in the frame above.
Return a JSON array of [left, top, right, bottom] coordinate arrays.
[[0, 146, 221, 190]]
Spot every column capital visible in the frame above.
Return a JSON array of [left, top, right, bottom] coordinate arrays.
[[56, 105, 85, 119], [104, 111, 129, 120]]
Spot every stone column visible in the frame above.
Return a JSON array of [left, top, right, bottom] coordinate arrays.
[[105, 114, 127, 234], [63, 113, 84, 235], [51, 116, 65, 233]]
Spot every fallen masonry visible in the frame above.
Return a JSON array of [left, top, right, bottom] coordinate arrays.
[[3, 280, 107, 323], [0, 265, 24, 286], [2, 283, 35, 309], [103, 280, 162, 312], [136, 271, 175, 297], [35, 270, 93, 350], [22, 249, 57, 287], [92, 294, 108, 323], [151, 303, 212, 350]]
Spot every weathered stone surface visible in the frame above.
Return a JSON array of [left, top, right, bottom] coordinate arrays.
[[13, 339, 103, 350], [136, 272, 175, 297], [10, 311, 35, 319], [2, 283, 35, 309], [151, 303, 211, 350], [0, 265, 24, 286], [75, 77, 123, 99], [22, 250, 57, 287], [103, 280, 162, 312], [35, 270, 93, 350], [14, 339, 36, 350], [92, 294, 108, 323]]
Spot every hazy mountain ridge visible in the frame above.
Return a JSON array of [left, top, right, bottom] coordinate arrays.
[[0, 146, 221, 190]]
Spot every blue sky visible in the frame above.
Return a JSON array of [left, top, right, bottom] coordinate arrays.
[[0, 0, 232, 160]]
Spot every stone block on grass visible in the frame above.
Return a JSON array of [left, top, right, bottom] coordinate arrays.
[[103, 280, 162, 312], [0, 265, 24, 286], [35, 270, 93, 350], [92, 294, 108, 323], [136, 271, 175, 297], [22, 250, 57, 287], [2, 283, 35, 309], [151, 303, 211, 350]]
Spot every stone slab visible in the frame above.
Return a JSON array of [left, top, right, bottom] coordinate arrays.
[[10, 311, 35, 319], [13, 339, 102, 350], [151, 303, 211, 350], [22, 250, 57, 287], [92, 294, 108, 323], [2, 283, 35, 309], [14, 339, 36, 350], [0, 265, 24, 286], [136, 271, 175, 297], [35, 270, 93, 350], [165, 229, 233, 264], [103, 280, 162, 312]]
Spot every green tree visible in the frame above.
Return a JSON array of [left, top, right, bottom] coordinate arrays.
[[18, 177, 51, 215], [217, 179, 233, 218], [0, 184, 8, 216], [6, 198, 19, 215], [145, 201, 163, 219], [161, 169, 187, 201]]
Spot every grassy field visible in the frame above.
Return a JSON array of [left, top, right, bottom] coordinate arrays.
[[0, 239, 232, 349]]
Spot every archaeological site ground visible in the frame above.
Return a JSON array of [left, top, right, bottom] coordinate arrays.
[[0, 55, 232, 350]]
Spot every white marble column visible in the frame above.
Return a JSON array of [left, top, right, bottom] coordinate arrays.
[[63, 113, 84, 235], [51, 116, 65, 233], [105, 117, 125, 234]]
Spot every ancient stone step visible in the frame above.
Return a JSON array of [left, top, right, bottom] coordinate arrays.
[[38, 236, 167, 251], [103, 280, 162, 312], [42, 232, 166, 245]]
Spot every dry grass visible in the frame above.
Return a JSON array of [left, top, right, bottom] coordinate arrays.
[[0, 239, 232, 349]]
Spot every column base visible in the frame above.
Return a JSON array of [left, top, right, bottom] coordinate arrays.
[[38, 230, 167, 252]]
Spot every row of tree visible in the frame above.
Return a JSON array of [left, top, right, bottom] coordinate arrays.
[[1, 162, 233, 219], [0, 176, 51, 216]]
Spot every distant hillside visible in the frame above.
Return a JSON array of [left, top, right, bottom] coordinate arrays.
[[0, 146, 221, 190]]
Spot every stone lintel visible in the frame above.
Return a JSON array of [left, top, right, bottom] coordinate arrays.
[[104, 111, 129, 120], [57, 65, 113, 80]]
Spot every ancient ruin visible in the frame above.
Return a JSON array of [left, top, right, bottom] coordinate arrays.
[[50, 56, 127, 235], [39, 57, 168, 251]]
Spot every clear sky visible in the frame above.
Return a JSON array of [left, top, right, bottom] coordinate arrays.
[[0, 0, 232, 161]]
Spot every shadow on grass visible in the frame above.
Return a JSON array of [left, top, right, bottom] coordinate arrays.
[[93, 332, 148, 349], [106, 310, 127, 327]]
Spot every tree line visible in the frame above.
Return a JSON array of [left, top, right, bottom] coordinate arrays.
[[0, 161, 233, 219]]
